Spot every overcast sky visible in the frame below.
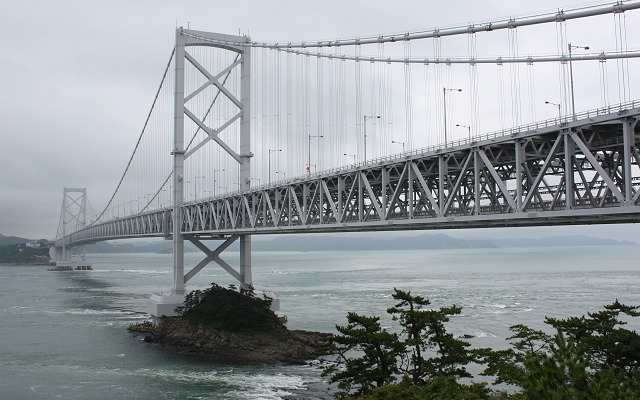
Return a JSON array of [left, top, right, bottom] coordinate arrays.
[[1, 0, 639, 241]]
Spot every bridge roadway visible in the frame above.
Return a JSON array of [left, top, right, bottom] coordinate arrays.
[[56, 102, 640, 248]]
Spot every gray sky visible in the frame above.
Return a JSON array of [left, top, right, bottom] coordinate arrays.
[[1, 0, 639, 241]]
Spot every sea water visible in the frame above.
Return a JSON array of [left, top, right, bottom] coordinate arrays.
[[1, 245, 639, 399]]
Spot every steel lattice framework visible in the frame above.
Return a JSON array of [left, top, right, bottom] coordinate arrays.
[[58, 104, 640, 247]]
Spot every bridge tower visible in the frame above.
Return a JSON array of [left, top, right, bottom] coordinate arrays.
[[148, 28, 257, 320], [49, 187, 92, 270]]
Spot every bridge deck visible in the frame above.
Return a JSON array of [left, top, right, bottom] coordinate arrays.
[[57, 105, 640, 247]]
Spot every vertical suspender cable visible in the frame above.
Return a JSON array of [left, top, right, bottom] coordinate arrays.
[[423, 62, 431, 147], [468, 31, 479, 139], [384, 57, 393, 157], [556, 20, 569, 118], [508, 25, 521, 127], [404, 40, 413, 151], [622, 12, 631, 101], [433, 36, 443, 143], [527, 62, 537, 123], [328, 49, 335, 169], [317, 54, 324, 171], [287, 51, 293, 177], [497, 61, 506, 131], [599, 56, 609, 108], [261, 48, 267, 184], [355, 47, 362, 163]]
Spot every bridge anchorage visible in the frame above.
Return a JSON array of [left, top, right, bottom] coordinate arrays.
[[51, 1, 640, 324]]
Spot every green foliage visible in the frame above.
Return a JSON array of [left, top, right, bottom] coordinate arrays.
[[324, 288, 481, 399], [480, 324, 551, 386], [323, 289, 640, 400], [176, 283, 282, 335], [322, 312, 403, 397], [481, 300, 640, 399], [357, 376, 493, 400], [545, 300, 640, 381], [387, 288, 476, 383]]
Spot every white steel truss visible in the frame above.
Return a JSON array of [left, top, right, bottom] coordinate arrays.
[[59, 105, 640, 247]]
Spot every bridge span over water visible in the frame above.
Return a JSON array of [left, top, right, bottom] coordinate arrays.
[[51, 2, 640, 319], [59, 104, 640, 246]]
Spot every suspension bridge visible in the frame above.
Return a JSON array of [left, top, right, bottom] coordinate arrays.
[[50, 1, 640, 320]]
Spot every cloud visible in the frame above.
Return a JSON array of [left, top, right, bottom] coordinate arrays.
[[0, 0, 638, 239]]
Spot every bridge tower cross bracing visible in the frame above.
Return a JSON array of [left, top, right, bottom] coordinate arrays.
[[148, 28, 256, 321], [50, 187, 90, 266]]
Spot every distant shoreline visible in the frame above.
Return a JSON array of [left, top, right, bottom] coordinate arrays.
[[81, 233, 636, 254]]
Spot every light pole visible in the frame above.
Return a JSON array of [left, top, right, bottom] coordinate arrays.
[[213, 169, 224, 197], [363, 115, 380, 162], [193, 175, 205, 200], [568, 42, 589, 121], [443, 87, 462, 146], [455, 124, 471, 141], [344, 153, 356, 164], [138, 196, 146, 211], [268, 149, 282, 184], [308, 134, 323, 176], [391, 140, 405, 153], [545, 101, 562, 121]]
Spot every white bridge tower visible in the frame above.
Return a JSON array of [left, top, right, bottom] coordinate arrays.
[[147, 28, 257, 320], [49, 187, 92, 270]]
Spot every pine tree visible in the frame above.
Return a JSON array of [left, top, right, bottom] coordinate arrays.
[[322, 312, 403, 398]]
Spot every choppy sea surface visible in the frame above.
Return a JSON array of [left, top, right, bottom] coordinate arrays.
[[1, 245, 639, 399]]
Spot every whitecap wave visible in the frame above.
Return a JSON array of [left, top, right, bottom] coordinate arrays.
[[129, 368, 311, 399]]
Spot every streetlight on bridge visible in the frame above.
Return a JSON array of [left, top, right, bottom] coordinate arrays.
[[138, 196, 147, 211], [193, 175, 205, 200], [363, 115, 380, 162], [268, 149, 282, 185], [443, 87, 462, 147], [213, 169, 224, 197], [308, 134, 323, 176], [343, 153, 356, 164], [545, 101, 562, 122], [568, 42, 589, 121], [391, 140, 405, 153], [455, 124, 471, 141]]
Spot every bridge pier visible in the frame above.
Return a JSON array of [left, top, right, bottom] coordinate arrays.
[[147, 233, 279, 323]]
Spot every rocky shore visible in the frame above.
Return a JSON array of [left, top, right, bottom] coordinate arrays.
[[129, 284, 332, 365], [136, 317, 331, 364]]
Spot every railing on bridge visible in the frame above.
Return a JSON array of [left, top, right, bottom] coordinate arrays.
[[56, 104, 640, 248], [255, 99, 640, 190]]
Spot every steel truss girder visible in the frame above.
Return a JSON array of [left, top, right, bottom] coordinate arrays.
[[59, 107, 640, 247]]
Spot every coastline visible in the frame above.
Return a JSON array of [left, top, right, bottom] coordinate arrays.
[[130, 317, 332, 365]]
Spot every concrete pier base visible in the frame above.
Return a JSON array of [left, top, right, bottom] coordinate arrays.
[[262, 291, 280, 312], [147, 293, 185, 324]]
